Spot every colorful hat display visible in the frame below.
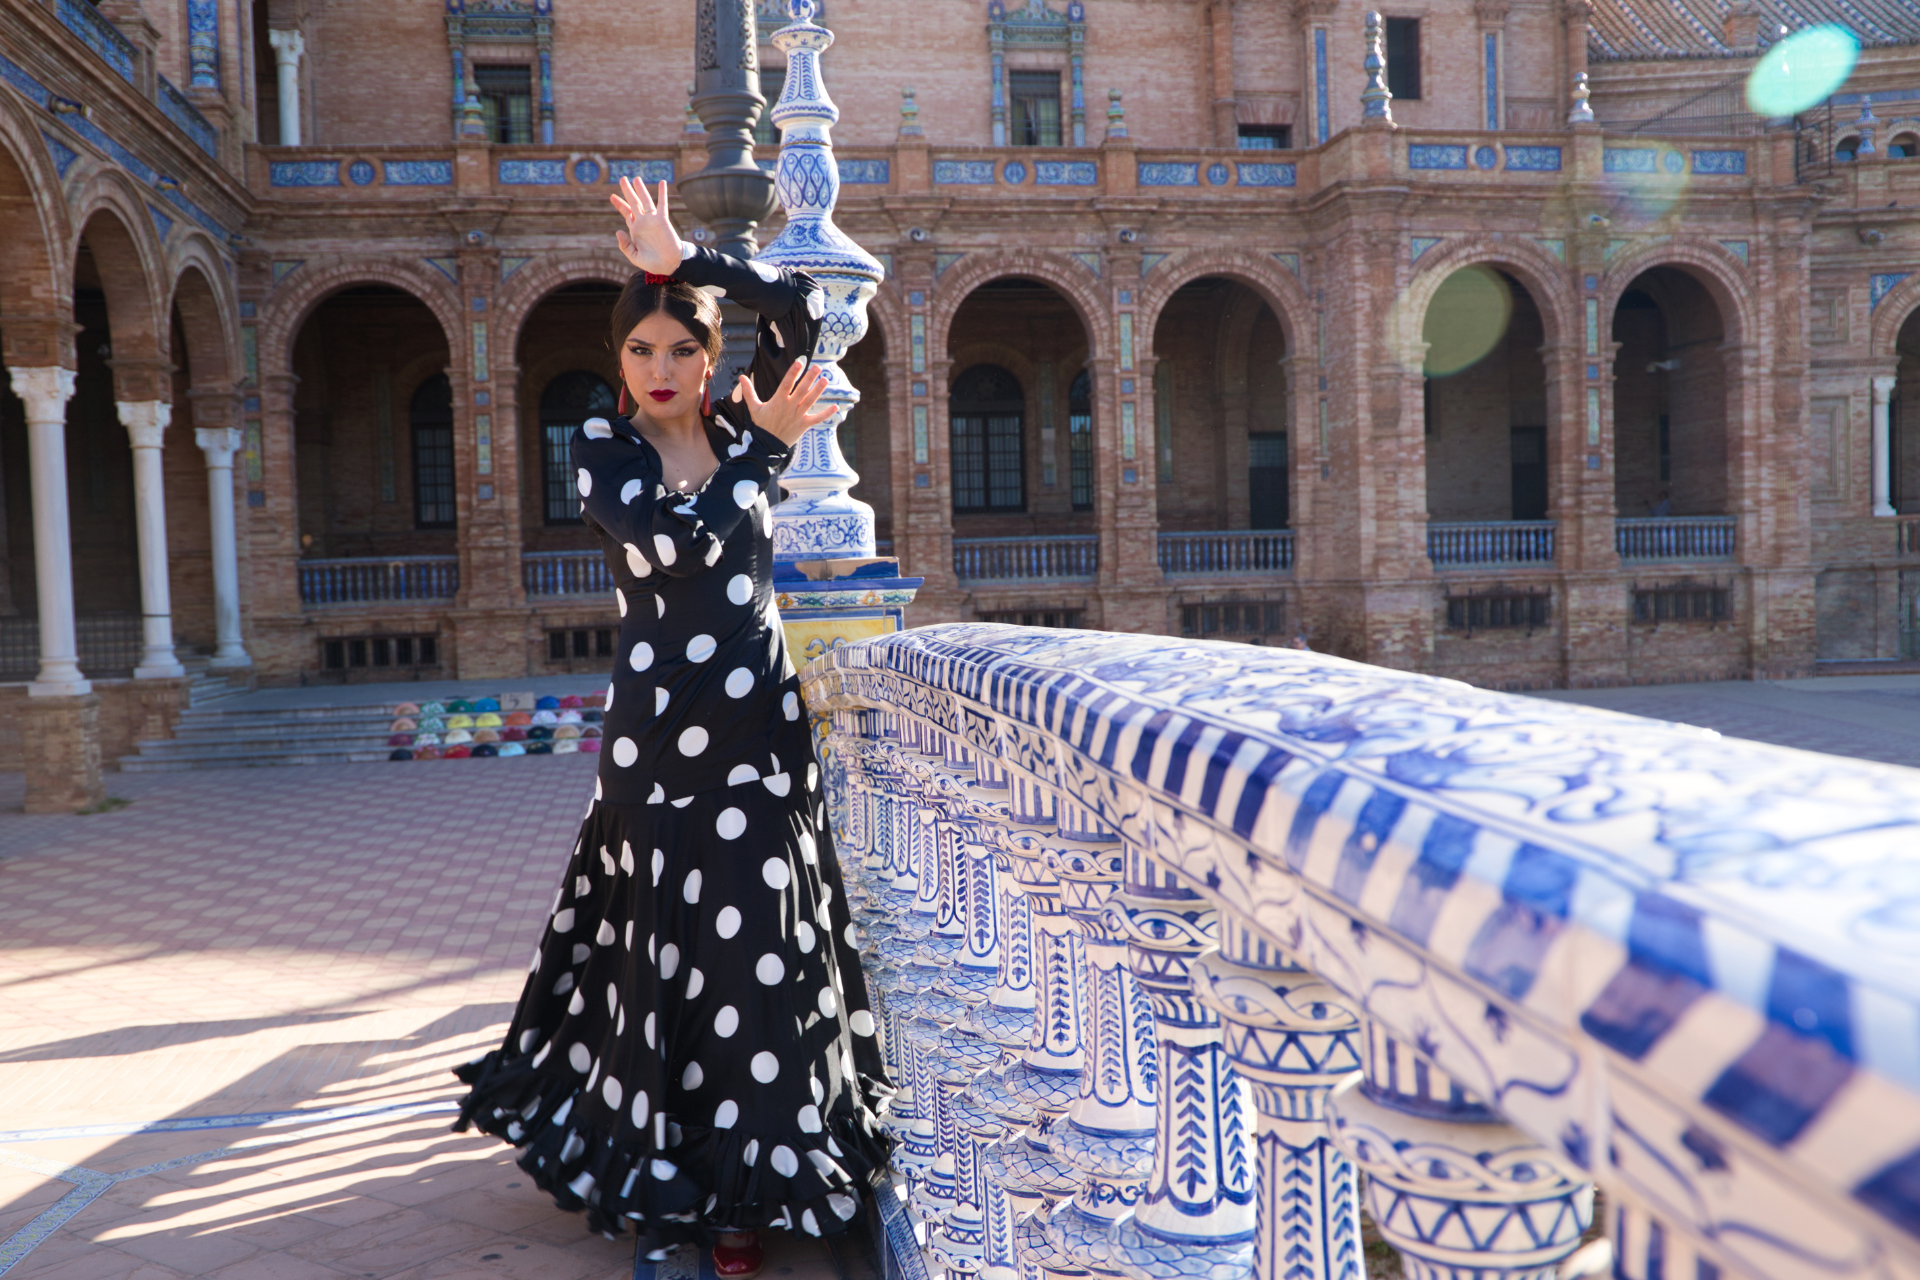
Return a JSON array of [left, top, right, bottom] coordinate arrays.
[[388, 733, 414, 747], [413, 732, 442, 746], [445, 745, 472, 758], [473, 728, 501, 744], [389, 748, 414, 761], [444, 729, 474, 746], [554, 724, 580, 740], [584, 692, 606, 707], [446, 713, 475, 730], [475, 712, 503, 728], [505, 711, 533, 727], [498, 742, 526, 756], [581, 725, 602, 738], [370, 691, 616, 764], [447, 699, 472, 713], [417, 716, 446, 733], [502, 726, 527, 742], [557, 710, 583, 725], [390, 717, 418, 732], [473, 697, 501, 712], [414, 744, 443, 760], [553, 739, 579, 754], [531, 709, 558, 726], [526, 725, 553, 741], [582, 709, 603, 723], [394, 702, 421, 716], [527, 741, 553, 754], [419, 701, 446, 716], [535, 695, 561, 710], [578, 737, 601, 752], [559, 695, 585, 709], [472, 743, 499, 757]]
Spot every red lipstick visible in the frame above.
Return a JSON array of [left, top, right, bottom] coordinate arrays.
[[648, 389, 676, 402]]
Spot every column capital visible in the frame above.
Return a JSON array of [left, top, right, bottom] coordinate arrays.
[[196, 426, 243, 465], [1873, 373, 1899, 403], [117, 399, 173, 450], [268, 27, 304, 63], [7, 365, 76, 413]]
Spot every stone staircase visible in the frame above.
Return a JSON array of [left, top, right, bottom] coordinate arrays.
[[118, 698, 402, 771]]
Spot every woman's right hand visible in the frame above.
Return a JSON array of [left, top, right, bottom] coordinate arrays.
[[611, 177, 684, 277], [734, 361, 835, 447]]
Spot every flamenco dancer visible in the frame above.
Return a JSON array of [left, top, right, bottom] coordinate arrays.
[[454, 176, 894, 1277]]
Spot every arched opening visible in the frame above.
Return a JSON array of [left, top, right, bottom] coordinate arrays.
[[949, 364, 1025, 513], [1068, 369, 1092, 510], [290, 284, 454, 559], [516, 280, 622, 555], [1422, 265, 1551, 523], [946, 278, 1092, 536], [1890, 133, 1919, 159], [836, 317, 892, 552], [1150, 276, 1289, 531], [537, 371, 616, 526], [161, 280, 220, 656], [1611, 267, 1728, 517], [1836, 135, 1861, 162]]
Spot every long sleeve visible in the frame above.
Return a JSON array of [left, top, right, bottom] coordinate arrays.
[[671, 244, 825, 401], [571, 415, 791, 580]]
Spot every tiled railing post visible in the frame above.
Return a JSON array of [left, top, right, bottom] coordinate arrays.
[[1191, 918, 1362, 1280], [1326, 1022, 1593, 1280], [1105, 850, 1257, 1280]]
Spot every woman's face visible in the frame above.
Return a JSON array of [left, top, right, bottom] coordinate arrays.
[[620, 311, 711, 422]]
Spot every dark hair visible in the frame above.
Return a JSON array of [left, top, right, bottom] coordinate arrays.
[[608, 273, 724, 396]]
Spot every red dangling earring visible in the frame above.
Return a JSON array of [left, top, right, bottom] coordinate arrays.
[[700, 379, 712, 417], [617, 384, 632, 417]]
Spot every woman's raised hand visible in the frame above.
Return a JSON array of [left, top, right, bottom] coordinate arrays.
[[733, 361, 835, 447], [610, 177, 683, 277]]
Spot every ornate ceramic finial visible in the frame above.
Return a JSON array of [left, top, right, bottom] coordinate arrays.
[[1105, 87, 1127, 140], [683, 83, 704, 134], [1361, 11, 1394, 122], [758, 0, 886, 562], [1568, 71, 1595, 124], [899, 84, 922, 137], [460, 90, 487, 137], [1857, 99, 1879, 156]]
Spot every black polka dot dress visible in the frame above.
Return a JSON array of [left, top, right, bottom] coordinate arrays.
[[453, 250, 894, 1250]]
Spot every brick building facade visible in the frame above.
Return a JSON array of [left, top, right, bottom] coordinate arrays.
[[5, 0, 1920, 756]]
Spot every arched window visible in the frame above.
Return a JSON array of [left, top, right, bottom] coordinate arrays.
[[950, 364, 1026, 514], [1891, 133, 1918, 159], [1836, 135, 1861, 162], [410, 373, 456, 529], [1068, 369, 1093, 511], [540, 370, 617, 525]]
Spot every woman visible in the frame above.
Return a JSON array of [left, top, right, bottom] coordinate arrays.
[[454, 177, 894, 1277]]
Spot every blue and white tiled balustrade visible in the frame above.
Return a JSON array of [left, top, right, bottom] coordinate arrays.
[[806, 624, 1920, 1280]]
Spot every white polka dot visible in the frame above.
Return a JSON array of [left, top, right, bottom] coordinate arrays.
[[762, 858, 790, 890], [678, 726, 708, 756], [797, 832, 817, 863], [844, 923, 858, 948], [759, 502, 773, 538], [567, 989, 585, 1015], [520, 1028, 541, 1052], [645, 1011, 656, 1048], [714, 1099, 739, 1128], [552, 908, 575, 933], [652, 848, 665, 884], [653, 533, 678, 567], [603, 1077, 624, 1109], [714, 1005, 740, 1037], [656, 594, 666, 618], [655, 687, 669, 715], [682, 869, 702, 903], [648, 783, 665, 804], [617, 1007, 627, 1035], [568, 1043, 591, 1072], [829, 1193, 857, 1221], [818, 987, 837, 1016], [763, 772, 791, 797], [648, 933, 655, 961], [756, 953, 785, 984], [727, 574, 752, 606], [574, 874, 591, 898], [620, 477, 644, 504], [631, 1090, 649, 1127], [771, 1145, 799, 1177], [612, 737, 638, 768], [686, 968, 704, 997], [620, 842, 635, 875], [743, 1139, 760, 1166], [728, 763, 760, 785], [531, 1042, 551, 1067], [659, 942, 680, 978], [808, 764, 819, 792], [629, 642, 653, 672], [704, 539, 724, 566], [605, 682, 616, 710], [850, 1009, 876, 1036], [718, 670, 752, 704], [682, 1060, 704, 1090], [606, 981, 619, 1014], [652, 1159, 678, 1181], [809, 1147, 833, 1173], [797, 1104, 822, 1133], [616, 588, 627, 618], [576, 468, 592, 497], [598, 919, 616, 946], [716, 808, 747, 840], [584, 417, 613, 439], [624, 544, 650, 576], [783, 691, 800, 720], [625, 920, 634, 949], [734, 479, 759, 508], [796, 921, 816, 953], [715, 905, 741, 938], [801, 1208, 821, 1236], [751, 1051, 780, 1082], [811, 1077, 825, 1106], [687, 634, 716, 663]]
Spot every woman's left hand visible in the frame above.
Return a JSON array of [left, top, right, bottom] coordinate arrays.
[[734, 361, 835, 447], [610, 176, 683, 277]]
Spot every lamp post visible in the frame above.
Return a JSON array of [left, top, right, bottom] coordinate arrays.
[[678, 0, 777, 259]]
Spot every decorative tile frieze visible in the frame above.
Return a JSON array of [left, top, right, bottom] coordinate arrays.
[[1138, 162, 1200, 186], [40, 131, 79, 178], [935, 160, 997, 185], [146, 203, 174, 241], [498, 158, 566, 185], [1692, 149, 1746, 174], [608, 159, 675, 185], [1603, 148, 1658, 173], [1410, 144, 1468, 170], [1504, 145, 1562, 171], [269, 161, 341, 188], [1035, 160, 1096, 185], [838, 158, 890, 184], [1236, 162, 1295, 187], [384, 160, 453, 186], [424, 257, 460, 284]]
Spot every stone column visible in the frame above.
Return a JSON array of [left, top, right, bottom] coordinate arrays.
[[119, 400, 185, 679], [268, 29, 303, 146], [1872, 374, 1897, 517], [1191, 919, 1362, 1280], [9, 367, 86, 695], [195, 425, 252, 668]]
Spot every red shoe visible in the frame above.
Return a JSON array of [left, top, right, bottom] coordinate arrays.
[[713, 1233, 763, 1279]]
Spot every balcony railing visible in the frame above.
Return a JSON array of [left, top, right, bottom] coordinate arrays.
[[297, 556, 458, 606], [801, 625, 1920, 1280], [57, 0, 136, 84], [1427, 519, 1555, 566], [157, 77, 218, 159], [1617, 515, 1737, 560], [523, 549, 613, 597], [1157, 529, 1294, 575], [0, 614, 146, 680], [953, 535, 1097, 583]]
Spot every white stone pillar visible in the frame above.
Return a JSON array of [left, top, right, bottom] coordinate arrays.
[[1872, 374, 1897, 517], [8, 367, 87, 696], [195, 426, 252, 668], [268, 28, 304, 146], [119, 400, 185, 680]]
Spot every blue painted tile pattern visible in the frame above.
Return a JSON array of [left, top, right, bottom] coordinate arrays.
[[1237, 162, 1294, 186], [270, 161, 340, 187], [1409, 145, 1468, 170], [935, 160, 996, 184], [385, 160, 453, 186], [1139, 162, 1200, 186], [1036, 160, 1097, 185]]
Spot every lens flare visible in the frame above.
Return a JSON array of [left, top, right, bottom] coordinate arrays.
[[1746, 25, 1859, 118], [1422, 265, 1513, 377]]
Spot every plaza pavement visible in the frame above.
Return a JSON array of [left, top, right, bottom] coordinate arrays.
[[1, 672, 1916, 1279]]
